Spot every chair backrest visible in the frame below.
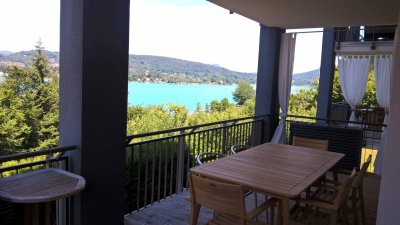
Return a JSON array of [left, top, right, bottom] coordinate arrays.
[[335, 168, 357, 207], [230, 144, 252, 155], [189, 172, 245, 218], [197, 152, 225, 165], [292, 136, 329, 151], [352, 154, 372, 188]]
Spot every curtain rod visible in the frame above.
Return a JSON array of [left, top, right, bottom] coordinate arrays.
[[286, 26, 397, 34]]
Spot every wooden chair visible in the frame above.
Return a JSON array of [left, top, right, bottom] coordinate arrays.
[[304, 155, 372, 225], [290, 168, 357, 225], [350, 155, 372, 225], [197, 152, 226, 165], [230, 144, 252, 155], [188, 172, 279, 225], [292, 136, 338, 184], [292, 136, 329, 151]]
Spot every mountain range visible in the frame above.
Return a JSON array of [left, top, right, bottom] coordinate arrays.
[[0, 50, 319, 86]]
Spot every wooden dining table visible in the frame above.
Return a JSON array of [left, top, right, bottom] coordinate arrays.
[[189, 143, 345, 225]]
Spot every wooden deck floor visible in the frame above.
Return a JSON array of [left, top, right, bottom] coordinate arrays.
[[125, 173, 381, 225]]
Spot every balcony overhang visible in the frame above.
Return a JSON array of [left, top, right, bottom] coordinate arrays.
[[207, 0, 400, 28], [335, 41, 395, 55]]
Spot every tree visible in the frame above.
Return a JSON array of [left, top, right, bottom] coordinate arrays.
[[232, 81, 255, 105], [287, 66, 379, 118], [0, 42, 59, 154], [196, 102, 202, 111]]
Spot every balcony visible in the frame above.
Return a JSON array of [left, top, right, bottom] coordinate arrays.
[[0, 115, 384, 225], [124, 173, 380, 225]]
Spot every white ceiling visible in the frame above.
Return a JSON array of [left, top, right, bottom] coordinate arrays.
[[208, 0, 400, 28]]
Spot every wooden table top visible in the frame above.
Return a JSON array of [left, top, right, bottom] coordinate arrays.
[[190, 143, 344, 198], [0, 168, 85, 203]]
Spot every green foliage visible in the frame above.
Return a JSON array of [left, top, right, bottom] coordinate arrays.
[[210, 98, 232, 112], [126, 100, 254, 138], [288, 66, 378, 118], [128, 55, 256, 84], [232, 81, 255, 106], [0, 44, 59, 155], [196, 102, 202, 111], [288, 88, 318, 117]]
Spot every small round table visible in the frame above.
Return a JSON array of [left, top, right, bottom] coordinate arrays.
[[0, 168, 85, 225]]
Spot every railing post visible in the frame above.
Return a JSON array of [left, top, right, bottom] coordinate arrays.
[[251, 117, 265, 146], [222, 123, 228, 155], [176, 131, 185, 193]]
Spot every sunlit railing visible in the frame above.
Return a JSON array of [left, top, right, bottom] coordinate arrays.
[[124, 116, 265, 213]]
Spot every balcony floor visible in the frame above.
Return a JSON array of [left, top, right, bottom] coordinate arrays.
[[124, 173, 381, 225]]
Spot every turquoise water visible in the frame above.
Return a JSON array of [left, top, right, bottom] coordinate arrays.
[[128, 83, 237, 111], [127, 82, 309, 111]]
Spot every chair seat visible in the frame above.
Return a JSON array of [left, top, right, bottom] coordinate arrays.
[[205, 214, 262, 225], [290, 204, 331, 225], [310, 186, 338, 204]]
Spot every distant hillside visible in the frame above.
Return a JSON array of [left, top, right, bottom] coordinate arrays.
[[292, 69, 320, 86], [0, 50, 256, 84], [0, 50, 320, 85], [128, 55, 256, 84], [0, 51, 13, 56]]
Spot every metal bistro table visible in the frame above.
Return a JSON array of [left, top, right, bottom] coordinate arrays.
[[0, 168, 86, 225], [190, 143, 344, 225]]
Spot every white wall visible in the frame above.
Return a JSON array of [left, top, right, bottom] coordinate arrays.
[[377, 12, 400, 225]]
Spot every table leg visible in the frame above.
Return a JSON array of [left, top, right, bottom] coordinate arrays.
[[282, 198, 290, 225], [45, 202, 51, 225], [33, 203, 39, 225], [190, 203, 201, 225]]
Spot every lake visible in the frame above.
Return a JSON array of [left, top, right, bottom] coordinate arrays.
[[127, 82, 309, 111]]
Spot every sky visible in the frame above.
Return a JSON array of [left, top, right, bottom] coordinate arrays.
[[0, 0, 323, 74]]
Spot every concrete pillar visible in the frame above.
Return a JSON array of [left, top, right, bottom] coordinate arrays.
[[377, 13, 400, 225], [316, 28, 336, 122], [254, 25, 284, 143], [59, 0, 130, 224]]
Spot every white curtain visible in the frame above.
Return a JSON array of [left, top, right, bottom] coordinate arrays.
[[373, 55, 392, 175], [338, 56, 371, 124], [271, 33, 296, 144]]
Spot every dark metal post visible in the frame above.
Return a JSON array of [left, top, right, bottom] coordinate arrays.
[[176, 131, 185, 193], [254, 24, 284, 143], [316, 28, 336, 123]]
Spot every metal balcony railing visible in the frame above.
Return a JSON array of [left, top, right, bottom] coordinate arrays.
[[0, 114, 386, 221], [124, 115, 266, 213], [283, 115, 386, 172]]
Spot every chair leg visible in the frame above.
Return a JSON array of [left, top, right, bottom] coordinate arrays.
[[342, 208, 349, 225], [332, 166, 339, 186], [330, 211, 338, 225], [271, 202, 275, 225], [359, 188, 367, 225], [190, 203, 201, 225], [276, 200, 282, 225], [352, 194, 359, 225], [254, 192, 259, 223], [265, 195, 269, 224]]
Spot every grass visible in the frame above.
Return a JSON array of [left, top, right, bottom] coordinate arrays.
[[361, 148, 378, 173]]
